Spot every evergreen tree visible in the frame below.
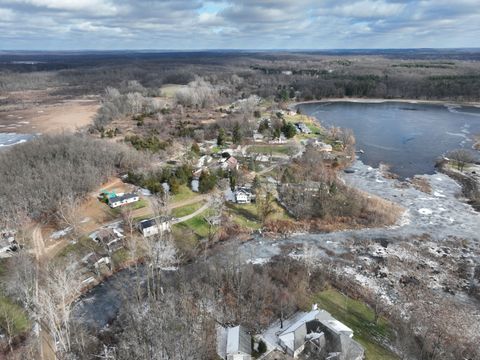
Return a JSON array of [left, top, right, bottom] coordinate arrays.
[[191, 142, 200, 155], [199, 171, 217, 193], [217, 128, 226, 146], [232, 122, 242, 144]]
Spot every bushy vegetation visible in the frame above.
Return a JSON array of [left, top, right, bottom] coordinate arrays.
[[125, 163, 193, 195], [124, 134, 170, 153], [0, 135, 143, 223], [198, 171, 217, 193], [278, 146, 402, 227]]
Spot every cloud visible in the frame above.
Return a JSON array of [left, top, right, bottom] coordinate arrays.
[[330, 1, 406, 19], [0, 0, 478, 49]]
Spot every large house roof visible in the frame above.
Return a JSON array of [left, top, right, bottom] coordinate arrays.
[[226, 326, 251, 355]]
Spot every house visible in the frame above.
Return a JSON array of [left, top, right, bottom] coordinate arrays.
[[138, 217, 172, 237], [262, 305, 364, 360], [94, 228, 124, 252], [217, 325, 252, 360], [108, 193, 139, 208], [306, 139, 333, 152], [221, 156, 239, 171], [81, 252, 111, 271], [196, 155, 213, 168], [234, 187, 253, 204], [295, 122, 311, 134]]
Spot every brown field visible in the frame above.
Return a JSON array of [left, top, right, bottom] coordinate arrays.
[[0, 98, 99, 134]]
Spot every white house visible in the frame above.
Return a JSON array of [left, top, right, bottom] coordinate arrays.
[[217, 325, 252, 360], [108, 193, 140, 208], [138, 217, 172, 237], [234, 187, 253, 204]]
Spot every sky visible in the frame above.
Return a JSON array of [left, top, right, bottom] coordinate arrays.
[[0, 0, 479, 50]]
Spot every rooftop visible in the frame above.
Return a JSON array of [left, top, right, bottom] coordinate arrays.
[[109, 193, 138, 203]]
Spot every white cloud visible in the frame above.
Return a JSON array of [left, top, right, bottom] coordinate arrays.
[[331, 1, 406, 19], [0, 7, 15, 20], [0, 0, 478, 49], [2, 0, 123, 16]]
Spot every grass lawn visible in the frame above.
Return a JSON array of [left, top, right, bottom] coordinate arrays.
[[174, 216, 210, 238], [226, 201, 291, 230], [312, 288, 398, 360], [173, 208, 216, 238], [247, 145, 295, 156], [172, 185, 197, 203], [171, 201, 204, 218], [0, 296, 30, 336]]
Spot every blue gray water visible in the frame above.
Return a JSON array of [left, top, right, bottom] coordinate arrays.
[[298, 101, 480, 178], [0, 133, 34, 149]]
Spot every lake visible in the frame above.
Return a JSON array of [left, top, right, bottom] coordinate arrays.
[[297, 101, 480, 178]]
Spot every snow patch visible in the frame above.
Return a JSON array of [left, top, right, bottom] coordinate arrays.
[[418, 208, 433, 215]]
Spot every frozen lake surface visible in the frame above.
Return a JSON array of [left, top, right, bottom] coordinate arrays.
[[298, 101, 480, 178]]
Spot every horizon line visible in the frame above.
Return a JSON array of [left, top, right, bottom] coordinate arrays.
[[1, 47, 480, 53]]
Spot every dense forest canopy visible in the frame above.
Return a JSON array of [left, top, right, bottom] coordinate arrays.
[[0, 135, 143, 224]]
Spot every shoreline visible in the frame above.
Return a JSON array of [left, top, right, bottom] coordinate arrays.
[[290, 97, 480, 109]]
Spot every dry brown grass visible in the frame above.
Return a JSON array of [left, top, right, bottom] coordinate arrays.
[[411, 176, 432, 194], [263, 219, 305, 233]]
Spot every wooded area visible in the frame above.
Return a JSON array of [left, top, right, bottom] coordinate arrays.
[[0, 135, 143, 225], [1, 51, 480, 101]]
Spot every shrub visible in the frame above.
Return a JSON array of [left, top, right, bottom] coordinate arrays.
[[258, 340, 267, 354]]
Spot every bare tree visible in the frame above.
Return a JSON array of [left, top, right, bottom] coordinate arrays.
[[55, 195, 83, 239], [447, 149, 475, 172], [37, 264, 82, 356]]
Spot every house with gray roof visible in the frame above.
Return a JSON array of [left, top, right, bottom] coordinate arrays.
[[217, 325, 252, 360], [108, 193, 139, 208], [261, 305, 364, 359]]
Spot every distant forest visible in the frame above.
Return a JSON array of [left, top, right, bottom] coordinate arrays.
[[1, 50, 480, 101]]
